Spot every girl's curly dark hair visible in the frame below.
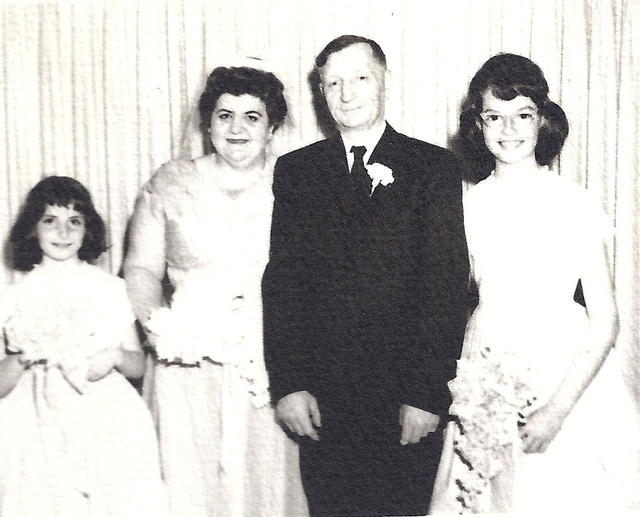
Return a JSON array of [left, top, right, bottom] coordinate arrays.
[[459, 53, 569, 182], [9, 176, 107, 271]]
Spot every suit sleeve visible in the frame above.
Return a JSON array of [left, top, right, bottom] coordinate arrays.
[[262, 156, 318, 403], [402, 151, 469, 415]]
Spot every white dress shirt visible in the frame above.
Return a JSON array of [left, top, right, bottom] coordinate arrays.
[[341, 122, 387, 172]]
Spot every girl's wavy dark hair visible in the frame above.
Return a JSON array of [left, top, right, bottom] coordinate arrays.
[[198, 66, 287, 153], [458, 53, 569, 182], [9, 176, 107, 271]]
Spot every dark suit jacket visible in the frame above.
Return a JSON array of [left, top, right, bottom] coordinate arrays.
[[263, 124, 469, 435]]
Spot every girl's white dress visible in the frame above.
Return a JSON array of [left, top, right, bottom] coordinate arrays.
[[0, 262, 168, 517], [430, 168, 639, 514], [127, 158, 308, 517]]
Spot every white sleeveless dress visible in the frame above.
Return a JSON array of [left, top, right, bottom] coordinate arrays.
[[429, 168, 639, 514]]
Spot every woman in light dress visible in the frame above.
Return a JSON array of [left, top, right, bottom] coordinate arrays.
[[430, 53, 636, 514], [124, 65, 308, 516], [0, 176, 168, 516]]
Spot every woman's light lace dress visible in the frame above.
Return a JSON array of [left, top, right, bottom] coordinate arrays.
[[127, 158, 308, 517]]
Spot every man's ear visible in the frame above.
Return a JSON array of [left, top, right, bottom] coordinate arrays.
[[384, 68, 392, 107]]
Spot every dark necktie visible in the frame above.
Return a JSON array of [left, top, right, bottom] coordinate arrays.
[[350, 145, 371, 195]]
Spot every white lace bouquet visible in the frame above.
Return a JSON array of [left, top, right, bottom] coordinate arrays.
[[146, 284, 250, 365], [4, 291, 112, 393], [448, 346, 537, 513], [145, 272, 270, 407]]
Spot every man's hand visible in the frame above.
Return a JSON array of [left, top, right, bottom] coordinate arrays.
[[399, 404, 440, 445], [276, 390, 321, 441]]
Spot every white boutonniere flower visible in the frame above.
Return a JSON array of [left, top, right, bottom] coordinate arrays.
[[366, 163, 394, 195]]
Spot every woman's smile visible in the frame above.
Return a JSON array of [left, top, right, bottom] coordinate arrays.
[[498, 140, 525, 148], [210, 93, 273, 169]]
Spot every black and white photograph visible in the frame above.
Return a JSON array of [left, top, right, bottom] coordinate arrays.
[[0, 0, 638, 515]]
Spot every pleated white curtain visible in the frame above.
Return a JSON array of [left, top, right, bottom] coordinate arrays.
[[1, 0, 639, 414]]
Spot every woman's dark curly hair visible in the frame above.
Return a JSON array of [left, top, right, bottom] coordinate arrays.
[[198, 66, 287, 143], [459, 53, 569, 182], [9, 176, 107, 271]]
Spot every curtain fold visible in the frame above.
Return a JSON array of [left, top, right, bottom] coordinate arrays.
[[614, 0, 640, 414], [1, 0, 638, 474]]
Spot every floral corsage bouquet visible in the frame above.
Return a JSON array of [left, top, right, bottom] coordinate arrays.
[[145, 275, 270, 407], [448, 346, 537, 513], [5, 293, 113, 395], [146, 299, 250, 366]]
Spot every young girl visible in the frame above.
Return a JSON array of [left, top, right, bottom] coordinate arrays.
[[429, 54, 637, 513], [0, 176, 168, 516]]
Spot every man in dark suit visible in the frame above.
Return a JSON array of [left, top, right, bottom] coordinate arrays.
[[262, 35, 469, 516]]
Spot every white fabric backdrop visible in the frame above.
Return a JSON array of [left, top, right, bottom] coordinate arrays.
[[1, 0, 639, 475]]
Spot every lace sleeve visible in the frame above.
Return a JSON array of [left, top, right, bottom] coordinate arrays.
[[0, 285, 19, 359], [111, 278, 140, 352], [126, 173, 167, 276], [124, 165, 171, 322]]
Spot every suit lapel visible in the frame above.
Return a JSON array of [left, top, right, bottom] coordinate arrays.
[[367, 123, 396, 167]]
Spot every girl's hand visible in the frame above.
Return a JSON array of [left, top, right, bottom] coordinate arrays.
[[519, 403, 567, 453], [0, 354, 29, 398], [14, 346, 46, 369], [144, 331, 158, 349], [87, 348, 123, 382]]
